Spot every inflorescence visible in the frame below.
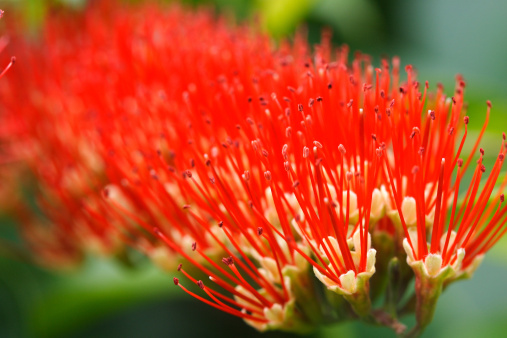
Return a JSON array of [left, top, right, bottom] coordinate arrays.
[[0, 2, 505, 335]]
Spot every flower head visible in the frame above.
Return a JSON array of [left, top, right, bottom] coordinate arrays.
[[1, 2, 506, 335]]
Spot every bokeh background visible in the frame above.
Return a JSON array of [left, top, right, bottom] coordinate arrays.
[[1, 0, 507, 337]]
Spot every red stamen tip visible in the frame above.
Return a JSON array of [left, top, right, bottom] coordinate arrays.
[[303, 147, 310, 158], [177, 264, 183, 271], [457, 158, 463, 167], [410, 127, 420, 139], [10, 56, 16, 64], [257, 227, 263, 236], [218, 221, 223, 227], [197, 280, 204, 289], [284, 161, 290, 172], [338, 144, 346, 155], [429, 110, 436, 120], [480, 164, 486, 173], [500, 194, 505, 203], [464, 116, 469, 125], [242, 170, 250, 181], [192, 242, 197, 251], [282, 144, 288, 158], [264, 171, 272, 181], [487, 100, 492, 108], [222, 256, 234, 266], [251, 140, 259, 151], [173, 277, 179, 286]]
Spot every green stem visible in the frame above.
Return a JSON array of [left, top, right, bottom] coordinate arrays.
[[384, 257, 400, 317], [413, 271, 443, 333], [343, 279, 371, 317]]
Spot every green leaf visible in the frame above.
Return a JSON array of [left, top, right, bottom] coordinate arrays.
[[27, 258, 174, 338]]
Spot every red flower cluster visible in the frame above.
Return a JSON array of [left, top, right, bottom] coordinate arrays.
[[0, 9, 17, 207], [0, 2, 505, 334]]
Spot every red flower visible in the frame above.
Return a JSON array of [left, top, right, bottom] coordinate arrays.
[[0, 6, 125, 267], [1, 2, 505, 334]]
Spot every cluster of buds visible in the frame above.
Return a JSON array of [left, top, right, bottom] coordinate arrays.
[[0, 2, 505, 335]]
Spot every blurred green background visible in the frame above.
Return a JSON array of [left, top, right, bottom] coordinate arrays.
[[1, 0, 507, 337]]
